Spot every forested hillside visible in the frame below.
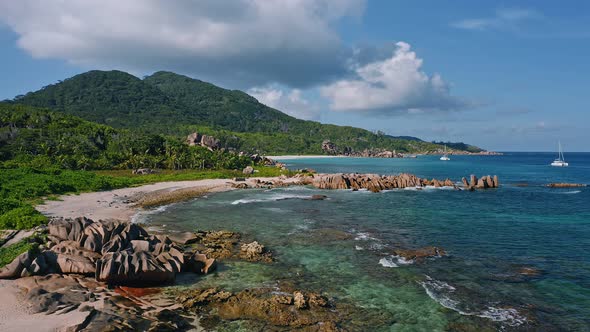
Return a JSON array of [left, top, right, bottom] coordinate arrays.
[[12, 70, 484, 154], [0, 103, 250, 170]]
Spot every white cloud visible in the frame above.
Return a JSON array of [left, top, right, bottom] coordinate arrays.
[[0, 0, 365, 87], [320, 42, 466, 114], [248, 86, 321, 120], [451, 8, 541, 31]]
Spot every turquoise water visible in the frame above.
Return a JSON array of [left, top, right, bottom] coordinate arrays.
[[147, 153, 590, 331]]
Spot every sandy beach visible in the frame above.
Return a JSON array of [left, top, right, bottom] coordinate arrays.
[[266, 155, 346, 160], [36, 176, 299, 223], [0, 279, 89, 332]]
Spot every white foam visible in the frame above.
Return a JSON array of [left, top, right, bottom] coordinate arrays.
[[420, 275, 527, 327], [355, 245, 364, 251], [231, 194, 311, 205], [477, 307, 527, 326], [379, 257, 399, 268], [394, 255, 414, 265], [354, 232, 379, 241], [379, 255, 414, 268], [131, 204, 169, 224], [555, 190, 581, 194]]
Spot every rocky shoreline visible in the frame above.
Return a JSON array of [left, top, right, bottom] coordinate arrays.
[[0, 172, 501, 331]]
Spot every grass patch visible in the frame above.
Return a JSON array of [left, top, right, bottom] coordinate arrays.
[[0, 238, 38, 268]]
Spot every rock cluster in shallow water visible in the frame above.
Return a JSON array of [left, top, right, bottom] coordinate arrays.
[[310, 173, 499, 192], [178, 287, 343, 330]]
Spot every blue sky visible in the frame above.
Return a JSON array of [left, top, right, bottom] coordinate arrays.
[[1, 0, 589, 151]]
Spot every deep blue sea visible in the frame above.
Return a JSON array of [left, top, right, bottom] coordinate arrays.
[[146, 153, 590, 331]]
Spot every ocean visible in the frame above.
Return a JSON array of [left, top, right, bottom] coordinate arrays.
[[143, 152, 590, 331]]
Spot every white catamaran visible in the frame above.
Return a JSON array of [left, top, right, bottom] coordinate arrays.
[[440, 145, 450, 161], [550, 141, 568, 167]]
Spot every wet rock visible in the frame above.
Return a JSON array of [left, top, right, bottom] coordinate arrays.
[[293, 291, 307, 309], [309, 293, 329, 307], [184, 252, 217, 274], [272, 293, 294, 305], [393, 246, 446, 262], [547, 183, 587, 188], [178, 288, 344, 330], [239, 241, 273, 262], [461, 177, 469, 188], [193, 230, 240, 259], [518, 266, 542, 277]]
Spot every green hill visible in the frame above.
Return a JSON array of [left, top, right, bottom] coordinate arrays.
[[11, 70, 484, 154]]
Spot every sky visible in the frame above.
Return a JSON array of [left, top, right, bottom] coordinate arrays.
[[0, 0, 589, 151]]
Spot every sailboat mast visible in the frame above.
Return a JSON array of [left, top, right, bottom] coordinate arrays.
[[559, 141, 565, 161]]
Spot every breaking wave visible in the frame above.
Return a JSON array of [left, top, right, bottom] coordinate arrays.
[[379, 255, 414, 268], [231, 194, 312, 205], [420, 275, 527, 327]]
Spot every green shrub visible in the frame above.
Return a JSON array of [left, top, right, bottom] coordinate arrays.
[[0, 205, 48, 230]]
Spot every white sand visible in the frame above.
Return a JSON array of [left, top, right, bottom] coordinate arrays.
[[36, 176, 302, 222], [267, 155, 346, 160], [0, 280, 89, 332]]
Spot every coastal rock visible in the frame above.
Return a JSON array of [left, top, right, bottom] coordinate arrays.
[[178, 287, 344, 330], [49, 241, 102, 274], [56, 253, 96, 275], [470, 175, 477, 188], [48, 217, 93, 242], [167, 231, 199, 245], [231, 182, 250, 189], [193, 230, 240, 259], [393, 246, 446, 262], [242, 166, 254, 175], [184, 252, 217, 274], [101, 223, 149, 254], [462, 177, 469, 188], [0, 250, 37, 278], [293, 291, 307, 309], [547, 183, 587, 188], [96, 251, 176, 285], [239, 241, 272, 262]]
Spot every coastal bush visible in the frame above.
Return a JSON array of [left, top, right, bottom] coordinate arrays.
[[0, 206, 47, 230], [0, 237, 39, 268]]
